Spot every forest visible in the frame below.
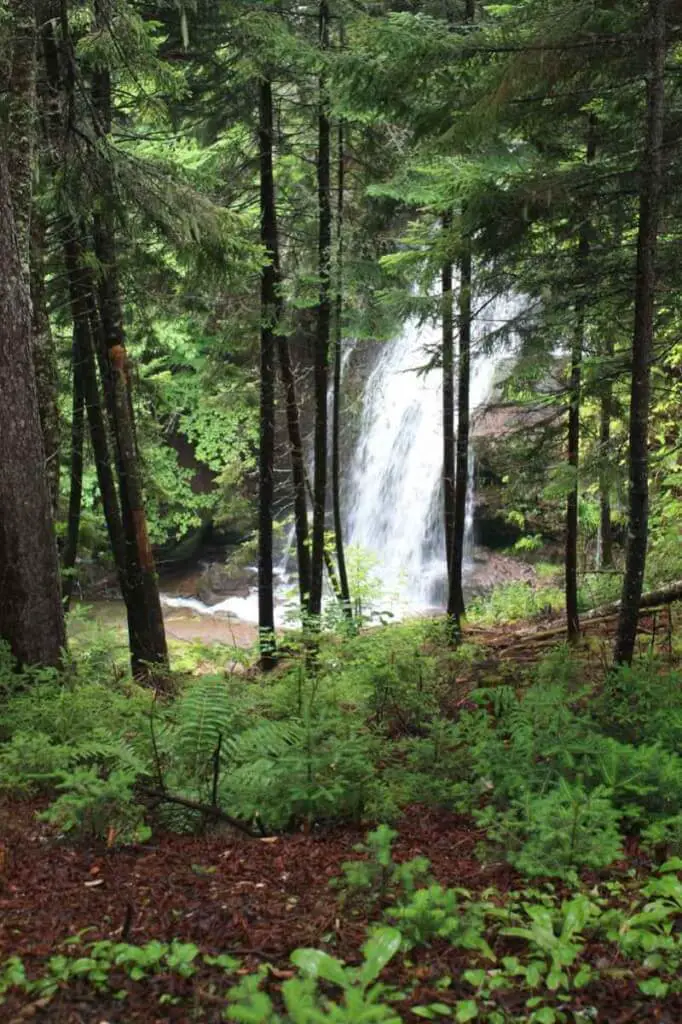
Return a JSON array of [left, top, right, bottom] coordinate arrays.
[[2, 0, 682, 1021]]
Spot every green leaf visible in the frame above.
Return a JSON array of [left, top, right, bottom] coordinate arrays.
[[531, 1009, 557, 1024], [455, 1000, 478, 1022], [659, 857, 682, 874], [358, 928, 402, 985], [638, 977, 669, 998], [290, 949, 348, 987]]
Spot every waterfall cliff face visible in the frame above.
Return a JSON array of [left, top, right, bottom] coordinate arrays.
[[343, 313, 497, 610]]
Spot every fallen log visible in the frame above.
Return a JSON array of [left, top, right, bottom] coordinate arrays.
[[582, 579, 682, 620], [482, 580, 682, 655]]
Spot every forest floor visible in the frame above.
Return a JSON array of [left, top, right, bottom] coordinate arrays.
[[1, 798, 672, 1024], [2, 610, 681, 1023]]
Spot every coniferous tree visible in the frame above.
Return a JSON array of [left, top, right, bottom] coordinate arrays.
[[0, 6, 65, 666], [615, 0, 668, 664], [310, 0, 333, 620]]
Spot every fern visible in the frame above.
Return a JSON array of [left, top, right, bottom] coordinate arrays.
[[171, 677, 239, 780]]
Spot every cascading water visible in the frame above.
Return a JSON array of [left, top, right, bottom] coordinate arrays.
[[162, 297, 508, 622], [343, 312, 497, 612]]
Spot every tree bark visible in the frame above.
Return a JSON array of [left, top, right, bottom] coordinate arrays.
[[566, 120, 596, 644], [30, 213, 60, 520], [614, 0, 667, 665], [0, 146, 65, 667], [258, 77, 311, 613], [309, 0, 332, 620], [332, 119, 352, 619], [447, 235, 471, 625], [90, 4, 168, 677], [258, 78, 278, 668], [61, 320, 85, 609], [62, 235, 127, 583], [442, 212, 455, 587], [599, 336, 614, 568]]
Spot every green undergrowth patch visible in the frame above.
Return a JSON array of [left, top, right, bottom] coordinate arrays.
[[3, 833, 682, 1021], [2, 617, 682, 880]]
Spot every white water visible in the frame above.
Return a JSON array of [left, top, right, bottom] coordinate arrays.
[[163, 298, 508, 623], [343, 313, 497, 612]]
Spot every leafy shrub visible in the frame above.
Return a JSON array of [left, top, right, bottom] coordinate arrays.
[[508, 782, 623, 878], [39, 765, 150, 845]]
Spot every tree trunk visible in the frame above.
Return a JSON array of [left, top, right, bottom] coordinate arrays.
[[447, 236, 471, 625], [7, 0, 36, 274], [30, 212, 60, 519], [258, 78, 278, 668], [258, 78, 311, 613], [0, 146, 65, 667], [614, 0, 667, 665], [566, 121, 595, 644], [442, 212, 455, 588], [565, 313, 582, 644], [332, 119, 352, 619], [62, 235, 127, 583], [61, 319, 85, 609], [90, 7, 168, 677], [599, 337, 614, 568], [309, 0, 332, 620]]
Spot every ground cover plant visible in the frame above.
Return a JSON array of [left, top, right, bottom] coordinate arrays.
[[2, 605, 682, 1020]]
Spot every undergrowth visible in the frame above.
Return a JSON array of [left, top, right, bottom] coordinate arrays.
[[2, 609, 682, 880]]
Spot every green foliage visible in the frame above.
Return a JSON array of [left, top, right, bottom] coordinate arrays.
[[226, 927, 403, 1024], [38, 765, 150, 846], [468, 583, 564, 625], [507, 782, 623, 878]]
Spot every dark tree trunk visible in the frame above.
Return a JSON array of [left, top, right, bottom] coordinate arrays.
[[61, 320, 85, 609], [0, 147, 65, 667], [565, 313, 583, 644], [258, 78, 311, 614], [599, 337, 614, 568], [566, 121, 596, 643], [258, 78, 278, 668], [277, 338, 312, 611], [62, 235, 127, 582], [447, 238, 471, 625], [7, 0, 36, 272], [332, 120, 352, 619], [309, 0, 332, 619], [614, 0, 667, 665], [90, 9, 168, 678], [30, 212, 60, 519], [442, 212, 455, 585]]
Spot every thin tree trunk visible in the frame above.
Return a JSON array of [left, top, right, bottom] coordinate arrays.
[[277, 338, 312, 611], [30, 212, 60, 519], [0, 146, 65, 667], [442, 211, 455, 585], [614, 0, 667, 665], [62, 235, 127, 581], [565, 312, 583, 643], [61, 321, 85, 609], [447, 0, 475, 629], [258, 78, 278, 668], [599, 337, 614, 568], [309, 0, 332, 619], [90, 5, 168, 677], [258, 77, 311, 613], [332, 119, 352, 619], [566, 121, 596, 643], [447, 236, 471, 625]]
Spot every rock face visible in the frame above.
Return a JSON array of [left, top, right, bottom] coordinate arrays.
[[195, 561, 256, 606]]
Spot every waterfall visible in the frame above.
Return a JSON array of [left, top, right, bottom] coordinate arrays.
[[343, 311, 497, 611], [162, 301, 506, 623]]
